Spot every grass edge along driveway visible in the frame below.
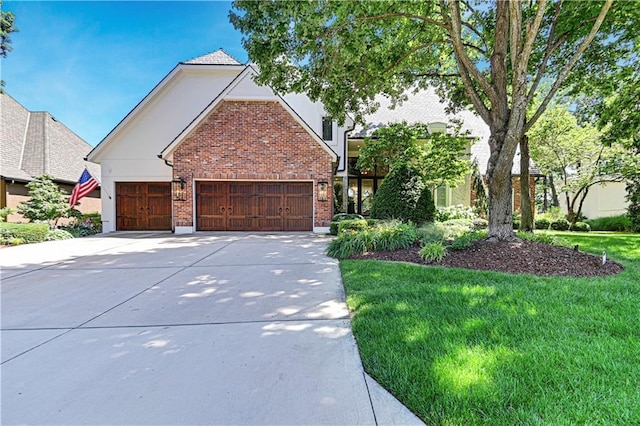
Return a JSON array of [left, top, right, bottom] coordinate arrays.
[[341, 232, 640, 425]]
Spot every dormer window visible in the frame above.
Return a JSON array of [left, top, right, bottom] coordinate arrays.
[[322, 117, 333, 141]]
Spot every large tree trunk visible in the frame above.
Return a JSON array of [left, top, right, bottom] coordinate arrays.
[[519, 135, 533, 232], [486, 130, 519, 241]]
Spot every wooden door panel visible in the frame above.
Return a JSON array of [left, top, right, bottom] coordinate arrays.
[[196, 181, 228, 231], [116, 182, 171, 231]]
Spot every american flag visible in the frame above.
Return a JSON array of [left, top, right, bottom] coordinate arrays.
[[69, 168, 99, 207]]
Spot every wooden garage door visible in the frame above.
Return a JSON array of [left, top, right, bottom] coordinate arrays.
[[116, 182, 172, 231], [196, 181, 312, 231]]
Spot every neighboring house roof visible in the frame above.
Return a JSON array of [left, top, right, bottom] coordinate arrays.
[[182, 49, 242, 65], [0, 93, 100, 184], [352, 88, 540, 176]]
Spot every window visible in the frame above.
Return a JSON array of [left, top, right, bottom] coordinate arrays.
[[435, 185, 449, 207], [322, 117, 333, 141]]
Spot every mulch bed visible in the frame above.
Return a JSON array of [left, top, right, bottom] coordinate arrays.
[[351, 239, 624, 277]]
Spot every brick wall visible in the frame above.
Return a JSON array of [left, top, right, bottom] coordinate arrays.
[[172, 100, 334, 228]]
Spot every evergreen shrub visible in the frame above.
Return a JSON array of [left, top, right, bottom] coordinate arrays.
[[370, 163, 435, 225]]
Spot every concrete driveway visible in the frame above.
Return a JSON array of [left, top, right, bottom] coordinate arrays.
[[1, 232, 422, 425]]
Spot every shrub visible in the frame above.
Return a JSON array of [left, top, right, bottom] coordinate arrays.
[[337, 219, 370, 233], [436, 204, 477, 222], [586, 215, 634, 232], [370, 163, 435, 225], [46, 228, 74, 241], [17, 175, 72, 227], [571, 222, 591, 232], [448, 230, 487, 250], [534, 218, 551, 230], [417, 222, 446, 244], [0, 207, 13, 222], [512, 219, 521, 230], [550, 218, 571, 231], [420, 242, 447, 262], [472, 218, 488, 229], [326, 229, 371, 259], [369, 220, 418, 252], [326, 220, 419, 259], [366, 219, 380, 227], [441, 219, 474, 242], [332, 213, 364, 222], [0, 222, 50, 244], [329, 222, 340, 236]]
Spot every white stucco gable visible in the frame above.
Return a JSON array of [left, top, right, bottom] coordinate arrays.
[[160, 65, 338, 163]]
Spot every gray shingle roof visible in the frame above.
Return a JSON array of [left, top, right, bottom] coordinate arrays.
[[183, 49, 242, 65], [0, 93, 100, 183], [352, 88, 540, 175]]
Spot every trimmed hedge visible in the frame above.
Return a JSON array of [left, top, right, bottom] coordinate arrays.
[[550, 218, 571, 231], [0, 222, 50, 244], [587, 215, 634, 232], [571, 221, 591, 232], [535, 218, 551, 230]]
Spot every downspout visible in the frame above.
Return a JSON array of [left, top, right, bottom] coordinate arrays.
[[158, 154, 175, 233]]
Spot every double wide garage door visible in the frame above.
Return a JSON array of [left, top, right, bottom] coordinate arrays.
[[197, 181, 313, 231]]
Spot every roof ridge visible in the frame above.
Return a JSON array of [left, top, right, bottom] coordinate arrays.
[[182, 48, 242, 65]]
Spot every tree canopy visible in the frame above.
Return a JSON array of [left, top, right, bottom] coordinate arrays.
[[529, 103, 639, 222], [231, 0, 638, 240], [356, 121, 470, 188]]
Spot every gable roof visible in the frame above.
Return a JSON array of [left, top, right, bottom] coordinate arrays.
[[87, 49, 244, 163], [352, 88, 540, 176], [182, 49, 242, 65], [0, 93, 99, 183], [160, 64, 338, 162]]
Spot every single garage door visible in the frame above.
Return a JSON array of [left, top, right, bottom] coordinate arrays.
[[196, 181, 313, 231], [116, 182, 172, 231]]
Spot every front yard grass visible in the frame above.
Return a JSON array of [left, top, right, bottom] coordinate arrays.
[[341, 231, 640, 425]]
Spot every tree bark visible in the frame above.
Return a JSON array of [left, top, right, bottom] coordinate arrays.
[[549, 174, 559, 207], [486, 130, 519, 241], [519, 135, 533, 232]]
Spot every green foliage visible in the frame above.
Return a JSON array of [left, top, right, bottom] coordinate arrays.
[[369, 220, 418, 252], [329, 222, 340, 236], [333, 181, 344, 214], [46, 228, 74, 241], [17, 175, 72, 227], [370, 163, 435, 225], [470, 159, 488, 217], [332, 213, 364, 222], [337, 219, 369, 233], [417, 222, 446, 244], [327, 220, 419, 259], [0, 222, 49, 244], [0, 1, 17, 59], [515, 231, 569, 247], [0, 206, 13, 222], [550, 218, 571, 231], [529, 103, 640, 222], [587, 215, 634, 232], [627, 176, 640, 232], [60, 213, 102, 237], [448, 230, 487, 250], [419, 242, 446, 262], [535, 218, 551, 230], [435, 204, 477, 222], [357, 122, 470, 188], [571, 222, 591, 232]]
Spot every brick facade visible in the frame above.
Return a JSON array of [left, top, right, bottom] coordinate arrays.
[[172, 100, 335, 229]]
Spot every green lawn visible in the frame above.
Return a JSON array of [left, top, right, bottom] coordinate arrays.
[[341, 232, 640, 425]]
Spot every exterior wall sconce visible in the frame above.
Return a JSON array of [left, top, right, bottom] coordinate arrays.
[[317, 182, 329, 202], [172, 177, 187, 201]]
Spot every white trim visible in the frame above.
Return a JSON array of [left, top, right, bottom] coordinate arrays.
[[313, 227, 330, 234]]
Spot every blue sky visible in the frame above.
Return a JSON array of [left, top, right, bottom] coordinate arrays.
[[2, 1, 248, 146]]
